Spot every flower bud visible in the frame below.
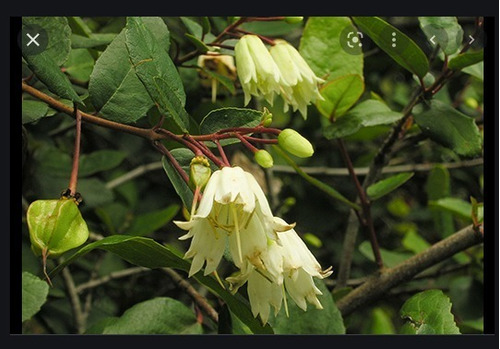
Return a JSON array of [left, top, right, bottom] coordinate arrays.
[[284, 16, 303, 24], [189, 156, 212, 190], [260, 107, 273, 127], [26, 198, 89, 258], [278, 128, 314, 158], [254, 149, 274, 168]]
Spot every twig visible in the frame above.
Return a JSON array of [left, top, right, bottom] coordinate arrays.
[[105, 162, 164, 189], [271, 158, 483, 176], [75, 267, 150, 294], [61, 266, 86, 334], [336, 224, 483, 316], [162, 268, 219, 324]]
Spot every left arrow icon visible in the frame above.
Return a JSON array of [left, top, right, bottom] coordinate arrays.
[[430, 35, 436, 45]]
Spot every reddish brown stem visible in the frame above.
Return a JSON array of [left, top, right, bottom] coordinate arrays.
[[68, 106, 82, 196], [153, 141, 190, 185], [214, 139, 231, 167], [234, 133, 258, 153]]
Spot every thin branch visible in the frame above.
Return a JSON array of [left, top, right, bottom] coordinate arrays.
[[61, 266, 86, 334], [162, 268, 219, 324], [271, 158, 483, 176], [75, 267, 150, 294], [336, 224, 483, 317], [68, 106, 82, 196], [105, 162, 164, 189]]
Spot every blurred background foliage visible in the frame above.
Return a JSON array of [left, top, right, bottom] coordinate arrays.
[[21, 16, 484, 334]]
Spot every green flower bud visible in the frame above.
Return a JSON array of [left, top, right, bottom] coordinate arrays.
[[189, 156, 212, 190], [26, 198, 89, 258], [284, 16, 303, 24], [261, 107, 273, 127], [254, 149, 274, 168], [464, 97, 479, 109], [278, 128, 314, 158]]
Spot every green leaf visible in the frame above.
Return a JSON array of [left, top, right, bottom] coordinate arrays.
[[462, 62, 483, 81], [400, 289, 461, 334], [161, 148, 195, 209], [63, 48, 95, 83], [426, 165, 455, 237], [359, 241, 412, 268], [429, 197, 472, 221], [125, 205, 180, 236], [48, 235, 273, 334], [78, 150, 127, 177], [199, 107, 263, 146], [316, 74, 364, 119], [201, 68, 236, 95], [418, 17, 464, 55], [22, 100, 50, 124], [448, 50, 484, 70], [402, 230, 431, 254], [367, 307, 396, 334], [22, 271, 49, 322], [125, 17, 189, 132], [353, 17, 429, 78], [299, 17, 363, 81], [23, 49, 83, 104], [23, 17, 72, 66], [88, 29, 153, 123], [367, 172, 414, 200], [323, 99, 403, 139], [269, 279, 345, 334], [77, 178, 115, 208], [100, 297, 203, 334], [70, 33, 117, 49], [413, 100, 483, 157]]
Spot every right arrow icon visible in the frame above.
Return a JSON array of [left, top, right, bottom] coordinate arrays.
[[469, 35, 475, 44]]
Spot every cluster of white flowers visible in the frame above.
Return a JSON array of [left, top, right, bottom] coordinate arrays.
[[235, 35, 324, 119], [174, 166, 332, 324]]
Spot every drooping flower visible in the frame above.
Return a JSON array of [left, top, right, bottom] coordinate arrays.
[[234, 34, 282, 106], [269, 39, 325, 118], [226, 216, 333, 324], [173, 166, 291, 277]]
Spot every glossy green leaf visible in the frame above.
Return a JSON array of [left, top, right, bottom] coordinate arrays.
[[88, 29, 153, 123], [125, 17, 189, 132], [22, 271, 49, 322], [161, 148, 195, 209], [419, 17, 464, 55], [200, 107, 263, 146], [77, 178, 115, 208], [26, 198, 89, 257], [316, 74, 364, 119], [353, 17, 429, 78], [125, 205, 180, 236], [22, 100, 50, 124], [101, 297, 202, 334], [48, 235, 273, 334], [429, 197, 472, 220], [462, 62, 483, 81], [23, 17, 71, 66], [448, 50, 484, 70], [79, 150, 127, 177], [269, 279, 345, 334], [323, 99, 403, 139], [413, 100, 483, 157], [367, 172, 414, 200], [299, 17, 363, 81], [400, 289, 461, 334]]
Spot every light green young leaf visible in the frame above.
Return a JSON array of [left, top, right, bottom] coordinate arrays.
[[316, 74, 364, 119], [22, 271, 49, 322], [448, 50, 484, 71], [429, 197, 472, 221], [299, 17, 363, 81], [426, 165, 455, 237], [353, 17, 429, 78], [323, 99, 403, 139], [400, 289, 461, 334], [367, 172, 414, 200]]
